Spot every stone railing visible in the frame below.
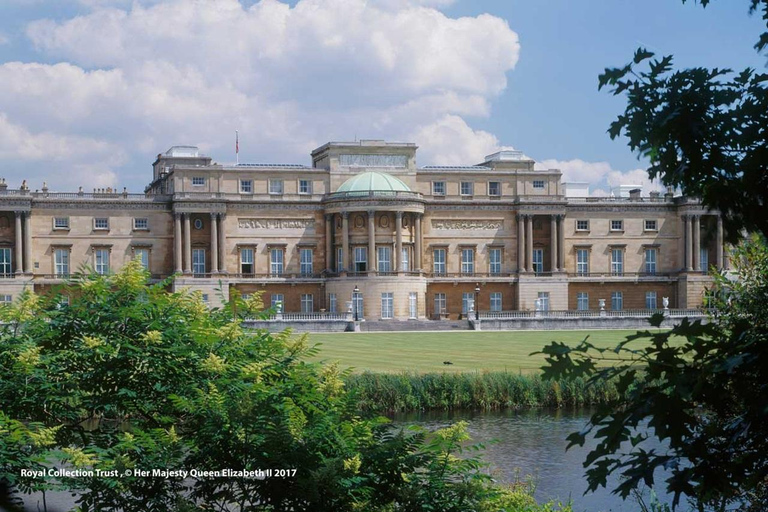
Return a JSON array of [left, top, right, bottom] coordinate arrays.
[[325, 190, 423, 201], [478, 308, 708, 320]]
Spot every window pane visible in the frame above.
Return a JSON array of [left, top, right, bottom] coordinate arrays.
[[433, 249, 445, 274], [461, 249, 474, 274], [533, 249, 543, 274], [270, 249, 283, 275], [434, 293, 446, 316], [241, 248, 254, 274], [377, 247, 391, 273], [490, 248, 501, 274], [300, 248, 313, 275], [646, 291, 657, 309], [381, 293, 393, 319], [408, 292, 417, 319], [192, 249, 206, 275], [577, 292, 589, 310], [490, 292, 502, 312], [0, 248, 11, 275]]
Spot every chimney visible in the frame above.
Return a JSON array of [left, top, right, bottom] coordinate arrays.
[[0, 178, 7, 193], [629, 188, 641, 201], [649, 191, 661, 202]]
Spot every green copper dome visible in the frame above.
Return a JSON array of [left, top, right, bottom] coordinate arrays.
[[336, 171, 411, 193]]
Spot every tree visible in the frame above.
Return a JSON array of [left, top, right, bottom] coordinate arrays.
[[0, 261, 570, 512], [598, 0, 768, 241]]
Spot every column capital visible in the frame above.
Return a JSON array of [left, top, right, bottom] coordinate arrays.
[[395, 211, 403, 219], [368, 209, 376, 217], [342, 211, 350, 219], [325, 213, 333, 222], [210, 212, 218, 219]]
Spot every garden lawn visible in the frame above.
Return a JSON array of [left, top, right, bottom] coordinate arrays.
[[307, 329, 669, 374]]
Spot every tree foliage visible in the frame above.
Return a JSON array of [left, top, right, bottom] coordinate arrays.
[[537, 235, 768, 511], [0, 260, 570, 512], [598, 0, 768, 241]]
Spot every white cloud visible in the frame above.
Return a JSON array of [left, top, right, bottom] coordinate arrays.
[[410, 114, 501, 165], [0, 33, 9, 45], [537, 158, 664, 196]]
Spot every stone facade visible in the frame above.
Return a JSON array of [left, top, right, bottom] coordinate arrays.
[[0, 141, 728, 318]]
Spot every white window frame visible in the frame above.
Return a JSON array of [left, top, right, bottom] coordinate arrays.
[[488, 181, 501, 197], [610, 219, 624, 232], [611, 291, 624, 311], [434, 293, 446, 317], [0, 294, 12, 304], [268, 179, 284, 195], [94, 248, 110, 275], [353, 292, 364, 319], [300, 248, 313, 275], [381, 292, 394, 319], [490, 292, 502, 312], [53, 217, 70, 230], [432, 181, 446, 196], [489, 248, 502, 275], [644, 219, 658, 231], [377, 246, 392, 273], [270, 248, 284, 276], [645, 248, 657, 275], [133, 248, 150, 271], [191, 176, 206, 186], [133, 218, 149, 230], [577, 292, 589, 311], [336, 247, 344, 273], [271, 293, 284, 309], [576, 220, 590, 231], [54, 248, 70, 277], [192, 248, 206, 275], [460, 181, 474, 196], [700, 247, 709, 271], [461, 292, 475, 315], [0, 248, 12, 276], [401, 247, 410, 272], [299, 179, 312, 195], [533, 180, 545, 189], [354, 246, 368, 273], [646, 291, 658, 310], [460, 248, 474, 275], [433, 248, 446, 275], [537, 292, 550, 311], [611, 248, 624, 276], [240, 247, 255, 275], [239, 179, 253, 194], [408, 292, 418, 319], [300, 294, 314, 313], [329, 293, 337, 313], [93, 217, 109, 230], [532, 248, 544, 274], [576, 249, 589, 275]]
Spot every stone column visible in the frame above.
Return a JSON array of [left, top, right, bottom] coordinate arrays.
[[367, 210, 376, 274], [716, 215, 724, 270], [685, 215, 693, 272], [218, 214, 227, 273], [395, 211, 403, 272], [517, 213, 525, 273], [414, 213, 423, 271], [558, 214, 565, 272], [23, 212, 31, 274], [693, 215, 701, 271], [184, 213, 192, 274], [342, 212, 349, 273], [14, 211, 23, 274], [325, 214, 333, 272], [174, 213, 183, 273], [210, 213, 218, 273], [526, 214, 534, 273], [550, 215, 558, 272]]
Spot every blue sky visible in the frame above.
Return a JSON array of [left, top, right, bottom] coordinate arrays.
[[0, 0, 764, 192]]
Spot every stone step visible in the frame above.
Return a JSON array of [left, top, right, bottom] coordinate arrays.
[[360, 320, 471, 332]]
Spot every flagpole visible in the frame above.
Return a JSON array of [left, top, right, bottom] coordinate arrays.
[[236, 130, 239, 165]]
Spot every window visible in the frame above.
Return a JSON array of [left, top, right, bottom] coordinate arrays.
[[336, 247, 344, 273], [54, 217, 69, 230], [433, 248, 446, 275], [646, 291, 658, 309], [0, 248, 11, 276], [353, 247, 367, 273], [576, 220, 589, 231], [537, 292, 550, 311], [271, 293, 284, 310], [489, 248, 502, 275], [194, 218, 204, 230], [461, 248, 474, 274], [134, 248, 150, 270], [432, 181, 446, 196], [488, 181, 501, 196], [644, 219, 658, 231], [268, 179, 284, 195], [94, 218, 109, 230], [611, 248, 624, 276], [533, 180, 545, 189], [576, 249, 590, 275], [240, 248, 254, 274], [381, 293, 394, 319], [300, 248, 313, 275], [192, 248, 206, 275], [353, 292, 364, 318], [462, 292, 475, 315], [329, 293, 337, 313], [610, 220, 624, 231], [490, 292, 502, 312], [239, 179, 253, 193], [645, 248, 657, 275], [0, 295, 12, 304], [201, 293, 209, 304], [94, 248, 110, 275], [54, 248, 70, 277], [611, 291, 623, 311], [577, 292, 589, 311], [133, 218, 149, 230], [192, 176, 206, 186], [532, 248, 544, 274], [460, 182, 474, 196], [270, 248, 284, 275], [301, 294, 314, 313], [299, 179, 312, 195], [401, 247, 410, 271], [408, 292, 418, 319], [700, 247, 709, 271], [377, 246, 391, 273], [434, 293, 447, 317]]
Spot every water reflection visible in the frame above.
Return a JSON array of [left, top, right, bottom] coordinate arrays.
[[391, 408, 674, 512]]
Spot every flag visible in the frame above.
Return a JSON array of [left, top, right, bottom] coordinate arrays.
[[236, 130, 239, 154]]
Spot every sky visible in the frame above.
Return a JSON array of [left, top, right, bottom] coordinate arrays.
[[0, 0, 765, 193]]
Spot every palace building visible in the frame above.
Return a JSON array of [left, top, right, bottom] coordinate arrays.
[[0, 140, 726, 320]]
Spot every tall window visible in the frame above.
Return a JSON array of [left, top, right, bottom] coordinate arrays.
[[576, 249, 589, 275], [577, 292, 589, 311], [488, 181, 501, 196], [611, 291, 623, 311], [381, 293, 394, 319], [354, 247, 367, 272], [134, 248, 149, 271], [239, 179, 253, 193], [460, 182, 474, 196], [299, 179, 312, 194], [268, 179, 284, 195], [329, 293, 337, 313], [537, 292, 550, 311], [700, 247, 709, 271], [336, 247, 343, 272], [270, 248, 284, 276], [300, 248, 313, 275], [611, 248, 624, 276], [240, 248, 254, 275], [271, 293, 284, 309], [490, 292, 502, 312], [532, 248, 544, 274], [401, 248, 410, 271], [300, 294, 313, 313], [434, 293, 446, 317], [94, 248, 110, 275], [0, 248, 11, 276], [433, 248, 446, 275], [645, 248, 657, 274], [432, 181, 446, 196], [461, 248, 474, 275], [489, 248, 502, 275], [353, 292, 364, 318], [377, 246, 391, 273], [462, 292, 475, 315], [646, 291, 657, 309], [408, 292, 418, 319], [54, 248, 70, 277], [192, 249, 206, 275]]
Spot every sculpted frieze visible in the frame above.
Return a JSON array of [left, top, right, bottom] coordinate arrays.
[[431, 219, 503, 230], [238, 218, 316, 231]]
